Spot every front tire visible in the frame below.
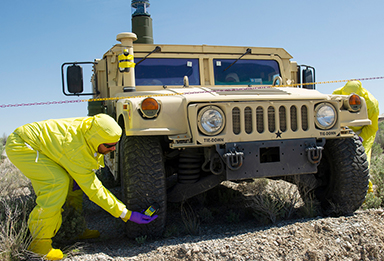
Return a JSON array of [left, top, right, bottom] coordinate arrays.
[[119, 133, 166, 238], [291, 135, 369, 215]]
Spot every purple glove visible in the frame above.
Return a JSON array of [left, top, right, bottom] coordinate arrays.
[[73, 180, 81, 191], [129, 211, 158, 224]]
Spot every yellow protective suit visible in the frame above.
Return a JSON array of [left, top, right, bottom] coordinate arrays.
[[5, 114, 126, 242], [333, 80, 380, 165]]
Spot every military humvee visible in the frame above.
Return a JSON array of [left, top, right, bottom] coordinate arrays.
[[62, 0, 370, 238]]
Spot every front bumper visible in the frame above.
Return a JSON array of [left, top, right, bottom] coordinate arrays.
[[216, 138, 324, 180]]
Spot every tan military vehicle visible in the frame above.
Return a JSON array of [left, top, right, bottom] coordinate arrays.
[[62, 0, 370, 238]]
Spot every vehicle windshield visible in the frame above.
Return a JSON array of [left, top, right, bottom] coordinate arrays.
[[213, 59, 280, 85], [134, 58, 200, 85]]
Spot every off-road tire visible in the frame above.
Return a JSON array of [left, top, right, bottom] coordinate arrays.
[[119, 133, 166, 238], [95, 166, 120, 189], [292, 135, 369, 216]]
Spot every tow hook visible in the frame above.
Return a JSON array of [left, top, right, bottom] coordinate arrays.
[[223, 148, 244, 170], [305, 139, 325, 165]]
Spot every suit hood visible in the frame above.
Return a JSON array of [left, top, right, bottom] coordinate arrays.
[[84, 114, 122, 152], [341, 80, 365, 96]]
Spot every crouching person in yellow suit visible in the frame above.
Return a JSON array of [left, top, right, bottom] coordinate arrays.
[[5, 114, 157, 260], [333, 80, 380, 193]]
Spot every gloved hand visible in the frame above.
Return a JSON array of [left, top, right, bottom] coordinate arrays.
[[120, 208, 158, 224], [129, 211, 158, 224]]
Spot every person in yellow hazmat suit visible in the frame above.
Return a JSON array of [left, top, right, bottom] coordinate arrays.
[[333, 80, 380, 194], [5, 114, 157, 260]]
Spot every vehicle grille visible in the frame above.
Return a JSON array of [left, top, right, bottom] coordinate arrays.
[[232, 104, 309, 135]]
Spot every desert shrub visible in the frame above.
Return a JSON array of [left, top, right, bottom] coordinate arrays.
[[372, 142, 383, 158], [0, 134, 6, 148], [297, 196, 321, 218], [53, 204, 86, 243], [362, 192, 382, 210], [180, 202, 200, 235], [0, 165, 32, 201], [243, 178, 269, 194], [0, 140, 4, 157], [369, 154, 384, 206], [135, 235, 147, 245], [0, 157, 37, 261], [246, 179, 304, 224], [365, 121, 384, 208], [198, 207, 214, 223], [374, 121, 384, 150], [0, 197, 35, 261], [250, 192, 285, 224]]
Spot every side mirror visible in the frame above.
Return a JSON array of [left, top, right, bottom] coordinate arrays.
[[61, 61, 97, 96], [67, 64, 84, 94], [297, 65, 316, 89], [303, 68, 315, 89]]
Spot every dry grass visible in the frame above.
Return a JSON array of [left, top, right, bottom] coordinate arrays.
[[361, 121, 384, 209], [0, 154, 36, 261], [237, 179, 318, 224], [180, 201, 200, 235], [1, 137, 44, 260], [0, 197, 34, 261]]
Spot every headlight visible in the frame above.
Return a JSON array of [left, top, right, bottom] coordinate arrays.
[[315, 103, 337, 130], [198, 106, 226, 135]]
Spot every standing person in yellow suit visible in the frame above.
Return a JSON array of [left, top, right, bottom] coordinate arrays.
[[333, 80, 380, 194], [5, 114, 157, 260]]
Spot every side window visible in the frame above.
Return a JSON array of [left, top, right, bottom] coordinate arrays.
[[134, 58, 200, 86], [213, 59, 280, 85]]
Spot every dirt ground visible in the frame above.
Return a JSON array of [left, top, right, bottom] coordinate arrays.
[[62, 182, 384, 261], [69, 209, 384, 261], [4, 151, 384, 260]]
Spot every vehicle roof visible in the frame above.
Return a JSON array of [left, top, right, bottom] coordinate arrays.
[[107, 43, 293, 60]]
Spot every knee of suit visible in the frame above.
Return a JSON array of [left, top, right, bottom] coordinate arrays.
[[33, 174, 70, 211], [28, 207, 63, 239]]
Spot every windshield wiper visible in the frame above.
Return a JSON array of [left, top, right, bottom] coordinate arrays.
[[136, 46, 162, 66], [223, 48, 252, 72]]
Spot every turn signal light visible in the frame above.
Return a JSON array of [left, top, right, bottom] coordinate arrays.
[[344, 93, 361, 112], [140, 97, 160, 118], [349, 94, 361, 106]]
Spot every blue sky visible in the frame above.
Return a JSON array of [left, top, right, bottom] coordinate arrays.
[[1, 0, 383, 135]]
